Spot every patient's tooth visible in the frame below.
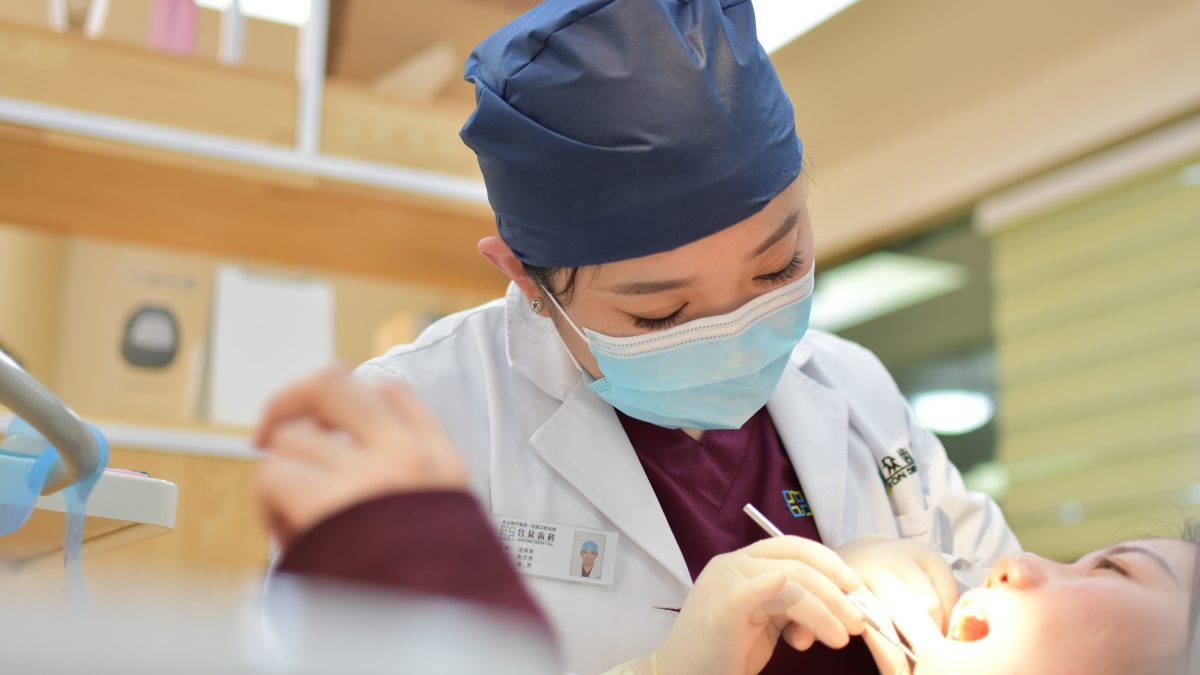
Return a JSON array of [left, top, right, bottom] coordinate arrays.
[[951, 611, 989, 642]]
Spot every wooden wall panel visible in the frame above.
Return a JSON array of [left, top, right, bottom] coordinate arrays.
[[0, 0, 45, 28], [991, 158, 1200, 560], [92, 447, 268, 573], [0, 224, 65, 384], [1002, 341, 1200, 434], [322, 80, 481, 178], [1013, 506, 1193, 560], [777, 0, 1200, 260], [0, 223, 498, 427], [999, 287, 1200, 394]]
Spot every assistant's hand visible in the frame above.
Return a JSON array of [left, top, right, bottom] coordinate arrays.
[[253, 366, 468, 548], [652, 537, 866, 675], [837, 536, 958, 675]]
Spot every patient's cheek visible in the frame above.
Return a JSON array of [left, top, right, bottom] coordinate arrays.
[[913, 592, 1141, 675], [1014, 587, 1183, 675]]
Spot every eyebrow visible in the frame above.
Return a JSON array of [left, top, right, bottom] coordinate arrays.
[[747, 209, 802, 260], [603, 209, 803, 296], [605, 276, 698, 295], [1105, 545, 1180, 584]]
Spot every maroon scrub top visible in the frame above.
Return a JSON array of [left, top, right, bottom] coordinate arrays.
[[618, 407, 879, 675]]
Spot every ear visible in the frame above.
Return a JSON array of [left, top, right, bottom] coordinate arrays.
[[477, 237, 544, 310]]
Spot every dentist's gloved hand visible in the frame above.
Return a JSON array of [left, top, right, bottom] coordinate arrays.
[[837, 536, 959, 675], [837, 535, 958, 631], [615, 537, 866, 675], [856, 568, 950, 675]]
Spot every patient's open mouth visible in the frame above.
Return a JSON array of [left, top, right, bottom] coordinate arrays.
[[949, 597, 990, 642]]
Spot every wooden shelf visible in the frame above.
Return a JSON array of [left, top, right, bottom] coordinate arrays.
[[0, 19, 509, 293], [0, 20, 296, 145], [0, 122, 504, 293], [0, 20, 482, 179]]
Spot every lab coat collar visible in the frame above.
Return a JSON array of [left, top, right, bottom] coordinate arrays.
[[529, 377, 693, 589], [505, 283, 583, 401], [766, 366, 852, 548]]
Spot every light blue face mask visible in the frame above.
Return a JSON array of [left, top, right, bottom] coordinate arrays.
[[543, 267, 815, 430]]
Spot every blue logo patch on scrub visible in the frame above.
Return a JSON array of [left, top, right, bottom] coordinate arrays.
[[782, 489, 812, 518]]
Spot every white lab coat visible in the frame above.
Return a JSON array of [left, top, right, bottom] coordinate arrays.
[[356, 284, 1019, 674]]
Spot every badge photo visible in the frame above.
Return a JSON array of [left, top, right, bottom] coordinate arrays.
[[570, 532, 606, 581], [492, 514, 618, 587]]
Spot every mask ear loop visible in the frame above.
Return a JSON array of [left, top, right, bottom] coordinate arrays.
[[537, 284, 588, 343], [536, 284, 590, 374]]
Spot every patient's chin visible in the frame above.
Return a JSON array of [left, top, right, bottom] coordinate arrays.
[[913, 639, 1012, 675]]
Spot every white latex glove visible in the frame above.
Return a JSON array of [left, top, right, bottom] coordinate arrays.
[[838, 535, 959, 630], [837, 536, 959, 675], [646, 536, 866, 675], [857, 569, 949, 675]]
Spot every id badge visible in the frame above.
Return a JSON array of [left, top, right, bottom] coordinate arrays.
[[490, 514, 618, 587]]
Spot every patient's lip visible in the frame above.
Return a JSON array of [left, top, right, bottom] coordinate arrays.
[[949, 592, 990, 643]]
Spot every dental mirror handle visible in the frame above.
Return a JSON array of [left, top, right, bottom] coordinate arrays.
[[741, 503, 917, 663]]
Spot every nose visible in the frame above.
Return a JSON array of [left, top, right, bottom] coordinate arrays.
[[984, 554, 1049, 590]]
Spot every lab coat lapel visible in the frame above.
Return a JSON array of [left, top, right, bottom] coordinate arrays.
[[766, 365, 852, 547], [529, 380, 693, 589]]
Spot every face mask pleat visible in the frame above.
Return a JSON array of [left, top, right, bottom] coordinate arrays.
[[542, 268, 815, 429]]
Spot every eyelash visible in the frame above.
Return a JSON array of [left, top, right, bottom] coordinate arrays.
[[755, 253, 805, 285], [632, 308, 689, 330], [1095, 557, 1129, 577], [629, 254, 806, 330]]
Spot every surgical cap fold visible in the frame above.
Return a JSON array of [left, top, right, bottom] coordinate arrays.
[[461, 0, 803, 268]]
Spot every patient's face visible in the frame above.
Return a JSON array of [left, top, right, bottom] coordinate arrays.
[[916, 538, 1194, 675]]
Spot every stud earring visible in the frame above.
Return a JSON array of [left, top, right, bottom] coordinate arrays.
[[530, 297, 544, 313]]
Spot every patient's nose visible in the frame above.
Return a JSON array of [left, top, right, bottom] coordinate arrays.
[[984, 554, 1048, 590]]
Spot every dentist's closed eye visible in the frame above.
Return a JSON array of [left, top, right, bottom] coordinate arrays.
[[631, 305, 690, 330], [629, 252, 805, 329], [754, 253, 805, 285]]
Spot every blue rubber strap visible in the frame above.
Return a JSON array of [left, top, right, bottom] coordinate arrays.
[[1, 417, 109, 611]]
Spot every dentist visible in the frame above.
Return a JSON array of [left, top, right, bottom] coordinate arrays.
[[294, 0, 1019, 672]]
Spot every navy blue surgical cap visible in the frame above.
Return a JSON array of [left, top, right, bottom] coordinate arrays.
[[460, 0, 803, 268]]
